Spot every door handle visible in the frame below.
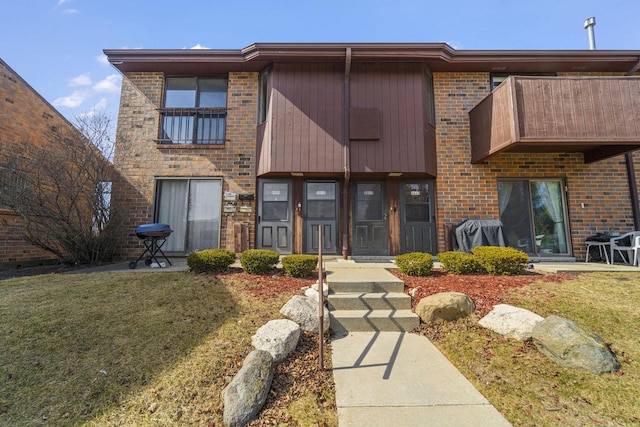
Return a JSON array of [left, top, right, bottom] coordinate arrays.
[[258, 215, 261, 224]]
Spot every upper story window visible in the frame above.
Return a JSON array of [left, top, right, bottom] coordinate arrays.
[[425, 70, 436, 127], [159, 77, 228, 145], [257, 69, 269, 124], [490, 73, 557, 91]]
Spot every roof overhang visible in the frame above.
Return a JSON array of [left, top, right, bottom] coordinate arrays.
[[104, 43, 640, 75]]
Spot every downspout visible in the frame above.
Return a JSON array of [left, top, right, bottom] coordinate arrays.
[[626, 60, 640, 230], [341, 47, 352, 258]]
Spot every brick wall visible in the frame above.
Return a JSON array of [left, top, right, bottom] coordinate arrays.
[[433, 72, 638, 260], [0, 60, 71, 268], [112, 72, 258, 259]]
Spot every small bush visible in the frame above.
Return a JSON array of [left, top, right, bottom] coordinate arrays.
[[240, 249, 280, 275], [472, 246, 529, 275], [281, 254, 318, 278], [437, 251, 485, 274], [395, 252, 433, 276], [187, 249, 236, 274]]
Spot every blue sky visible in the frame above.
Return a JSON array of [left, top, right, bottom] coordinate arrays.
[[1, 0, 639, 124]]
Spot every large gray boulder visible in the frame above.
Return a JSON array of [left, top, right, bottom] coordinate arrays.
[[479, 304, 544, 341], [280, 295, 330, 333], [251, 319, 301, 363], [532, 315, 621, 374], [415, 292, 475, 324], [222, 349, 274, 426]]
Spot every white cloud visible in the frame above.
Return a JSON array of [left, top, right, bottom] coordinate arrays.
[[93, 74, 122, 93], [92, 98, 109, 111], [190, 44, 209, 49], [62, 8, 79, 14], [69, 73, 92, 87], [96, 54, 109, 66], [53, 90, 87, 108], [57, 0, 70, 4]]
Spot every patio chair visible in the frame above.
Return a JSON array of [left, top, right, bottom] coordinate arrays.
[[609, 231, 640, 265], [634, 235, 640, 266]]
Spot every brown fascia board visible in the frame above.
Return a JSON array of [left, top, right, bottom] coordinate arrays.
[[103, 44, 640, 74]]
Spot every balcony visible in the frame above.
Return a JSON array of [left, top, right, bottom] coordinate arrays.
[[158, 108, 227, 145], [470, 76, 640, 163]]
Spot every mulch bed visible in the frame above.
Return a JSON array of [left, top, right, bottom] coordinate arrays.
[[392, 269, 575, 318], [216, 267, 317, 300]]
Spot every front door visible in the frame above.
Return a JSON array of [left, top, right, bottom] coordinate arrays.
[[400, 180, 437, 254], [304, 181, 338, 254], [257, 179, 293, 254], [352, 181, 389, 256]]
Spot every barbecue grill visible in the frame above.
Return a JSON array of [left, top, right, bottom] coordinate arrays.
[[129, 223, 173, 269]]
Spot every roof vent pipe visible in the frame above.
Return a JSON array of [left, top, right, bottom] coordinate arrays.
[[584, 17, 597, 50]]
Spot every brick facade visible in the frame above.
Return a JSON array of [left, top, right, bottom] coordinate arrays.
[[0, 60, 73, 268], [434, 72, 639, 259], [112, 72, 258, 259]]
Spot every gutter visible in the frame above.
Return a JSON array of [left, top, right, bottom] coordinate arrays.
[[341, 47, 352, 258]]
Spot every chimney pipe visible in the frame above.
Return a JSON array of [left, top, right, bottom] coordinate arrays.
[[583, 17, 596, 50]]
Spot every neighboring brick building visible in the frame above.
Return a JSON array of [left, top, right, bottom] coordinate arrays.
[[105, 44, 640, 262], [0, 59, 73, 268]]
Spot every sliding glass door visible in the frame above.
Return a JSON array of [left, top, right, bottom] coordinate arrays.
[[498, 179, 570, 255], [155, 179, 222, 253]]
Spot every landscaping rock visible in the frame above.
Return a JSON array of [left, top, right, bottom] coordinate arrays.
[[251, 319, 301, 363], [222, 349, 274, 426], [479, 304, 544, 340], [304, 284, 328, 303], [280, 295, 330, 333], [532, 315, 621, 374], [415, 292, 475, 324]]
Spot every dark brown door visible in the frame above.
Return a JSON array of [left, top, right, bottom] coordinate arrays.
[[352, 182, 388, 256], [304, 181, 338, 254], [257, 179, 292, 254], [400, 180, 436, 254]]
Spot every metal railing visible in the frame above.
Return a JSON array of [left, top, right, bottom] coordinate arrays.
[[158, 108, 227, 145], [317, 226, 326, 369]]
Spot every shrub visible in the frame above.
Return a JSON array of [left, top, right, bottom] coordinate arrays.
[[437, 251, 485, 274], [395, 252, 433, 276], [472, 246, 529, 275], [240, 249, 280, 275], [281, 254, 318, 278], [187, 249, 236, 274]]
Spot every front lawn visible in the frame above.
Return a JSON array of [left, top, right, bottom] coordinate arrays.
[[411, 272, 640, 426], [0, 271, 337, 426]]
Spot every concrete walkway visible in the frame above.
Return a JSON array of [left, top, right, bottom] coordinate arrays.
[[325, 260, 511, 426], [332, 331, 511, 427]]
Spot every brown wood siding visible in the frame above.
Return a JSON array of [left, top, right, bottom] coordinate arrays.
[[258, 62, 344, 175], [470, 76, 640, 163], [350, 63, 436, 175], [516, 77, 640, 141]]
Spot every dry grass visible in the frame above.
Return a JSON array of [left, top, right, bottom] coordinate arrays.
[[420, 272, 640, 427], [0, 271, 336, 426]]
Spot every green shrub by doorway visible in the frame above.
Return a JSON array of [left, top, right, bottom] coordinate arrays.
[[395, 252, 433, 276]]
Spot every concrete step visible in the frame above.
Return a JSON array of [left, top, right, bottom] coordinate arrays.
[[330, 310, 420, 332], [328, 292, 412, 311], [328, 279, 405, 294]]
